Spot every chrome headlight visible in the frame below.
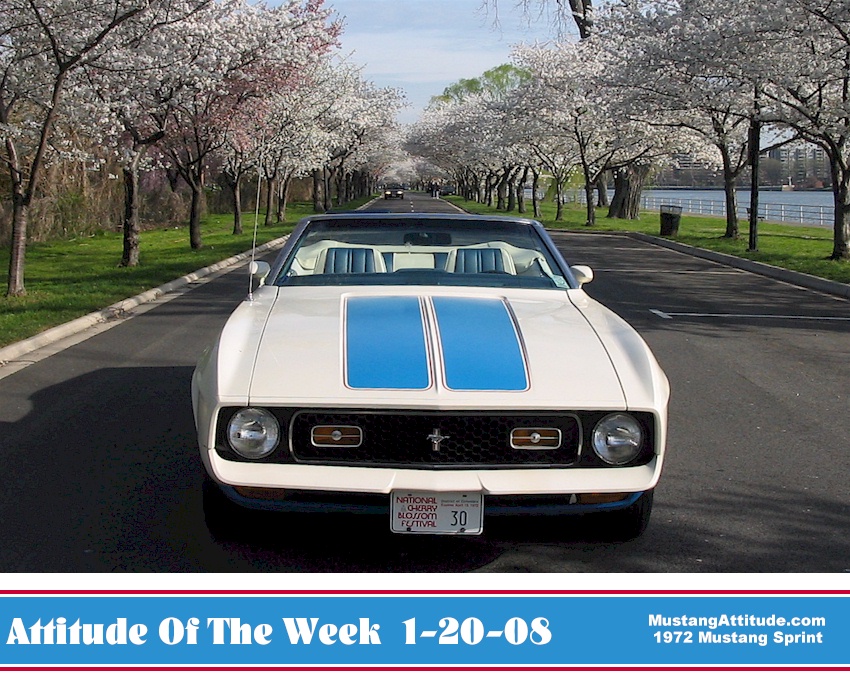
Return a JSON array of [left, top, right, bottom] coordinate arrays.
[[592, 413, 644, 465], [227, 408, 280, 459]]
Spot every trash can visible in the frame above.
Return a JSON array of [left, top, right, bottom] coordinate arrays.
[[659, 205, 682, 237]]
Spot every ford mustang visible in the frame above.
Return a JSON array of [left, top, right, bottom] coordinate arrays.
[[191, 213, 669, 539]]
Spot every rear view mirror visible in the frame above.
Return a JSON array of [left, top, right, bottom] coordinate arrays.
[[250, 260, 271, 287], [403, 231, 452, 246], [570, 265, 594, 287]]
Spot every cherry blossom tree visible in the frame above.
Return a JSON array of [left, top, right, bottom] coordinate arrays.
[[1, 0, 189, 295], [756, 0, 850, 259], [160, 0, 339, 250], [607, 0, 850, 257], [409, 67, 536, 213], [306, 65, 405, 211], [513, 39, 685, 225], [226, 56, 342, 227], [406, 103, 466, 196], [594, 1, 753, 236], [81, 0, 218, 265], [220, 106, 268, 235], [408, 97, 503, 208], [498, 68, 580, 220]]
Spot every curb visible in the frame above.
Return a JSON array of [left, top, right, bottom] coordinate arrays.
[[0, 235, 289, 364], [629, 232, 850, 301]]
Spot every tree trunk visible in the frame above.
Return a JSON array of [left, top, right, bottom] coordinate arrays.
[[187, 171, 204, 250], [531, 168, 541, 218], [555, 177, 565, 221], [721, 156, 739, 239], [338, 171, 350, 205], [323, 166, 333, 211], [485, 173, 496, 206], [607, 172, 626, 218], [276, 173, 291, 223], [595, 174, 609, 207], [312, 169, 325, 212], [264, 175, 276, 225], [6, 198, 28, 297], [583, 178, 596, 226], [506, 168, 520, 212], [4, 75, 65, 296], [231, 172, 243, 235], [830, 159, 850, 260], [608, 164, 651, 219], [121, 157, 142, 266], [516, 167, 528, 214], [496, 168, 509, 210], [569, 0, 594, 39], [166, 166, 180, 193]]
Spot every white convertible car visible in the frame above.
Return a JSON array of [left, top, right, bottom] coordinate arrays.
[[192, 213, 669, 539]]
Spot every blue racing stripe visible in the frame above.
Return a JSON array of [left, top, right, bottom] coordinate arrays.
[[432, 297, 528, 391], [346, 297, 430, 389]]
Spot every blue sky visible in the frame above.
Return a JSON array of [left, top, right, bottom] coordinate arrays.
[[327, 0, 572, 123]]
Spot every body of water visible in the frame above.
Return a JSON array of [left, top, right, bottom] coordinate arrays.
[[572, 188, 836, 227], [641, 188, 834, 227]]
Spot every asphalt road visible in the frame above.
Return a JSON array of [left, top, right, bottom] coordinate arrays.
[[1, 192, 848, 573]]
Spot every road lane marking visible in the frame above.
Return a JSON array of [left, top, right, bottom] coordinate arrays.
[[650, 309, 850, 321]]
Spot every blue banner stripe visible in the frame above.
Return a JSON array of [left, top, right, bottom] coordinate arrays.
[[346, 297, 430, 389], [433, 297, 528, 391], [0, 595, 843, 666]]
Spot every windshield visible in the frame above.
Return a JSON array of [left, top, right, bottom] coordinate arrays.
[[272, 216, 570, 290]]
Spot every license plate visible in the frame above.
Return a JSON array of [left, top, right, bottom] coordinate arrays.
[[391, 491, 483, 535]]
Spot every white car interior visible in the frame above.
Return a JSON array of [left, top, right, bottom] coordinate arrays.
[[279, 231, 567, 287]]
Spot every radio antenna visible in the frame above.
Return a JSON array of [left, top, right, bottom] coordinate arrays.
[[248, 169, 263, 301]]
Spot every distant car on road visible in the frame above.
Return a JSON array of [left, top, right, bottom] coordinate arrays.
[[383, 184, 404, 199], [192, 213, 669, 539]]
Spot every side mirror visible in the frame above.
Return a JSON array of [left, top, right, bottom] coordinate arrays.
[[250, 260, 271, 287], [570, 265, 594, 287]]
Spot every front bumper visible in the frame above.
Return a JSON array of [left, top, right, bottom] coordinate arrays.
[[202, 454, 661, 514], [215, 482, 646, 515]]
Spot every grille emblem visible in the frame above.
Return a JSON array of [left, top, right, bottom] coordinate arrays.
[[427, 428, 449, 452]]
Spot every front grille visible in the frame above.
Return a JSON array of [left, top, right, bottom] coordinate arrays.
[[289, 411, 581, 468]]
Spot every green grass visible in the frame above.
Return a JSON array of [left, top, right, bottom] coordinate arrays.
[[449, 196, 850, 285], [0, 201, 352, 349]]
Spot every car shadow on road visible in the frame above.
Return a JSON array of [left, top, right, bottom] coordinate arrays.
[[0, 364, 650, 574], [5, 366, 850, 574], [201, 509, 642, 573]]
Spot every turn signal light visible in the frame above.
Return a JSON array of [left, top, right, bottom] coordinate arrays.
[[510, 427, 561, 449], [311, 425, 363, 447], [233, 486, 287, 501], [575, 493, 630, 504]]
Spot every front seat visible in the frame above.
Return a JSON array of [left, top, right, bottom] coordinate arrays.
[[453, 248, 514, 274], [321, 247, 382, 274]]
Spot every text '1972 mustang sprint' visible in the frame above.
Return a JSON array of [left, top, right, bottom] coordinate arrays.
[[191, 213, 670, 539]]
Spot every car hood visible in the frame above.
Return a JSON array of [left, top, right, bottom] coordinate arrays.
[[217, 286, 664, 411]]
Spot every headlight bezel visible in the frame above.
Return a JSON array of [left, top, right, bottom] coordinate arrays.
[[226, 407, 281, 460], [591, 412, 646, 466]]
